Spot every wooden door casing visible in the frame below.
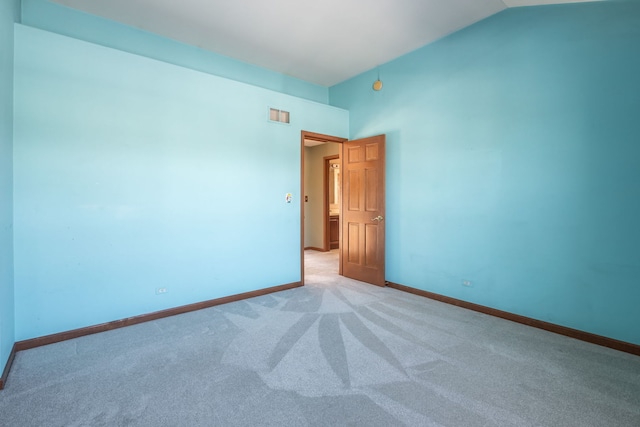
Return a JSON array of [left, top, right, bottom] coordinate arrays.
[[300, 131, 348, 285]]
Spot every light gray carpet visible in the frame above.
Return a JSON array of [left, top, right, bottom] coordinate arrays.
[[1, 250, 639, 426]]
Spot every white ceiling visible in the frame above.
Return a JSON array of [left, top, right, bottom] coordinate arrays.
[[51, 0, 600, 87]]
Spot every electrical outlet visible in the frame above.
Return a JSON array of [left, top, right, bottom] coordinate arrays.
[[462, 280, 472, 287], [156, 287, 168, 295]]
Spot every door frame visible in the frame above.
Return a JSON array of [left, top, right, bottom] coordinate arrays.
[[300, 131, 347, 286]]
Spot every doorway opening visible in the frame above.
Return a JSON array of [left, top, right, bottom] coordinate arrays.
[[301, 131, 346, 285]]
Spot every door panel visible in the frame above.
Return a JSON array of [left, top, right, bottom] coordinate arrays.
[[341, 135, 385, 286], [365, 223, 379, 267], [347, 169, 361, 211], [347, 222, 359, 263], [365, 168, 378, 212], [347, 145, 362, 163]]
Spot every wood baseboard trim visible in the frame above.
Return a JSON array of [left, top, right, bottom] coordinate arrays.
[[304, 247, 327, 252], [386, 281, 640, 357], [0, 344, 17, 390], [14, 281, 302, 353]]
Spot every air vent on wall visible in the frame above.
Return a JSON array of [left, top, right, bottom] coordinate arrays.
[[269, 108, 290, 124]]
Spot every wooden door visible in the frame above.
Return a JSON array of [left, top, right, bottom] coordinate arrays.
[[341, 135, 385, 286]]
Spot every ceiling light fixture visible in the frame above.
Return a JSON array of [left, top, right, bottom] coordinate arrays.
[[372, 67, 383, 91]]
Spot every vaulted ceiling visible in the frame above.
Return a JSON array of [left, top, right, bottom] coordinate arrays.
[[51, 0, 600, 86]]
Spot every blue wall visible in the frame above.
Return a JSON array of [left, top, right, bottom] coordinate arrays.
[[21, 0, 328, 104], [13, 25, 348, 340], [0, 0, 20, 376], [330, 1, 640, 345]]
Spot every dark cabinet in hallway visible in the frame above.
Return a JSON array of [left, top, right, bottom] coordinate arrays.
[[329, 215, 339, 249]]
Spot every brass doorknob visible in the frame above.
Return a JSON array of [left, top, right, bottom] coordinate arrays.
[[372, 215, 384, 222]]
